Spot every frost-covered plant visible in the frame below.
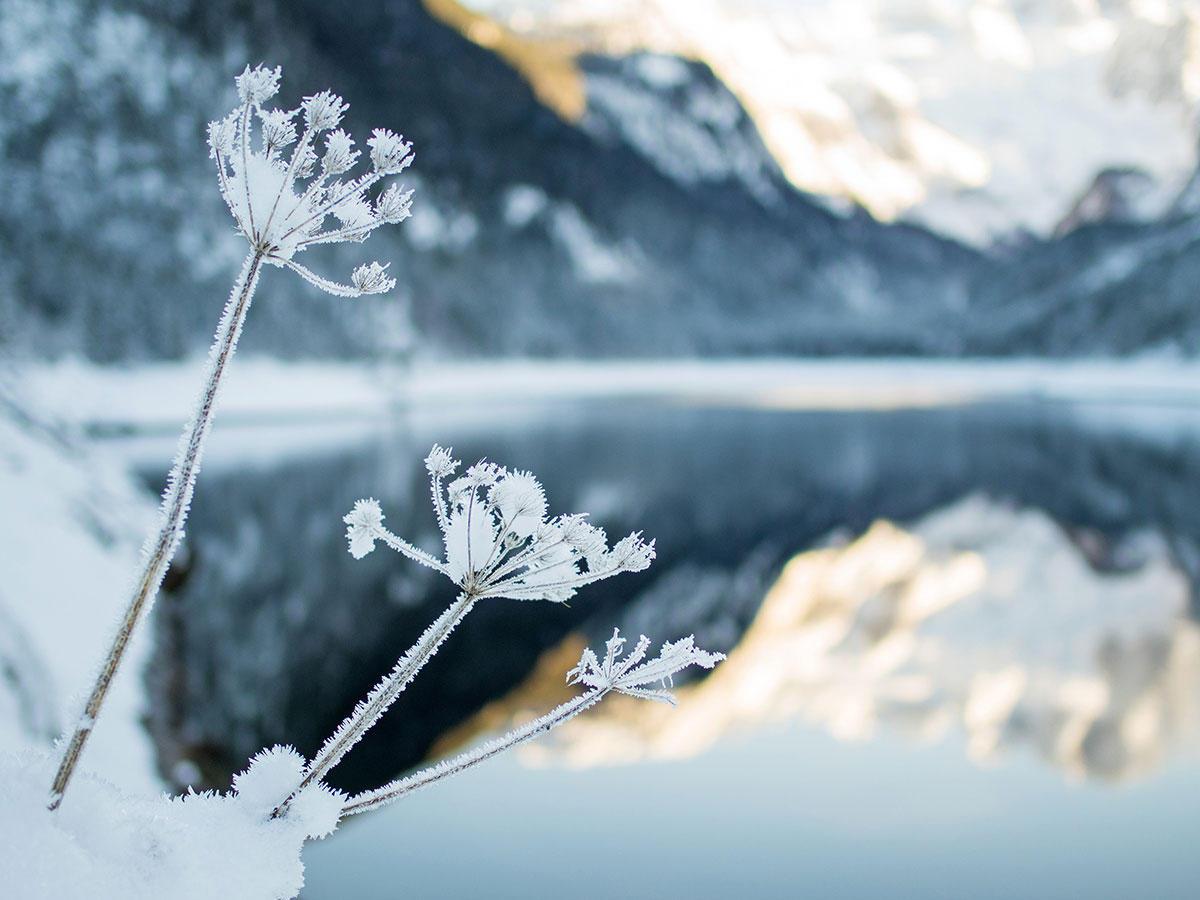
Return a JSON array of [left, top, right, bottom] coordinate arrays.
[[4, 619, 719, 900], [341, 628, 723, 816], [49, 64, 414, 809], [34, 61, 724, 900], [207, 64, 413, 294], [273, 445, 673, 815]]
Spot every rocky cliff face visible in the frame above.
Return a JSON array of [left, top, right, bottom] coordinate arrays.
[[0, 0, 1195, 361]]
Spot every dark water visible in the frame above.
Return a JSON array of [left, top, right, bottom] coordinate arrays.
[[137, 397, 1200, 898]]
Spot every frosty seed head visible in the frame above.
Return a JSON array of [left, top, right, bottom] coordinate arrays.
[[608, 532, 656, 573], [425, 445, 458, 479], [350, 262, 396, 295], [235, 64, 281, 104], [258, 108, 297, 157], [367, 128, 414, 174], [343, 498, 384, 559], [376, 183, 415, 224], [207, 112, 238, 159], [210, 65, 414, 297], [321, 129, 357, 176], [344, 447, 658, 603], [464, 461, 502, 488], [302, 90, 348, 133], [566, 628, 726, 706]]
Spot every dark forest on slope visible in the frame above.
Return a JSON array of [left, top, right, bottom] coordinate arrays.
[[1, 0, 1197, 362]]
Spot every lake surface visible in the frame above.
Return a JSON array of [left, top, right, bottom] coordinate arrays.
[[134, 394, 1200, 899]]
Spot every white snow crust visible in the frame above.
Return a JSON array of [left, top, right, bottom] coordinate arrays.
[[0, 748, 339, 900]]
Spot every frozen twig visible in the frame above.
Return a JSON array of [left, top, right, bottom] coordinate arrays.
[[49, 249, 264, 809], [340, 628, 725, 817]]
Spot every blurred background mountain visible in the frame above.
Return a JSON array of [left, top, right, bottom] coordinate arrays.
[[1, 0, 1198, 362]]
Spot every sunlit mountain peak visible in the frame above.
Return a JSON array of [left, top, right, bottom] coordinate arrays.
[[465, 0, 1200, 244]]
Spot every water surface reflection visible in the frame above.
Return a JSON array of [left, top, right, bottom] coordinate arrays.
[[138, 398, 1200, 897], [514, 495, 1199, 784]]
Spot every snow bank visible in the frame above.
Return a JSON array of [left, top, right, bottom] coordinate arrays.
[[0, 388, 347, 897], [0, 388, 157, 790], [0, 747, 340, 900]]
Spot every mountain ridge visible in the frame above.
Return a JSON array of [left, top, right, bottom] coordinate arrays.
[[0, 0, 1193, 362]]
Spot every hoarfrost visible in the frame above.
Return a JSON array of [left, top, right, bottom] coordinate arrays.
[[346, 444, 655, 602]]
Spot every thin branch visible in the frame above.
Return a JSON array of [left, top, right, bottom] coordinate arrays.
[[341, 688, 606, 817], [240, 102, 256, 241], [261, 122, 315, 241], [374, 527, 449, 576], [279, 259, 361, 297], [48, 249, 266, 810], [272, 591, 478, 818]]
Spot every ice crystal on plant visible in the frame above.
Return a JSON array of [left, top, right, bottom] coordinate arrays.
[[302, 90, 347, 133], [344, 445, 656, 603], [567, 628, 726, 706], [350, 262, 394, 294], [209, 64, 414, 296], [425, 444, 457, 478], [235, 64, 281, 104], [338, 627, 724, 816], [343, 498, 384, 560]]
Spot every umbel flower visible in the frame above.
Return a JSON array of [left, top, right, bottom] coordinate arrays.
[[49, 65, 415, 810], [271, 447, 716, 821], [344, 445, 656, 601], [567, 628, 723, 706], [209, 64, 414, 296], [338, 627, 725, 817], [279, 447, 658, 809]]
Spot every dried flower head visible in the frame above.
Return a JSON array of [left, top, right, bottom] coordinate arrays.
[[567, 629, 726, 706], [209, 64, 414, 297], [343, 498, 385, 560], [343, 445, 656, 603]]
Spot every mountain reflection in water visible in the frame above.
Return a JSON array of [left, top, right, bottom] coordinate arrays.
[[145, 397, 1200, 897], [509, 495, 1199, 783]]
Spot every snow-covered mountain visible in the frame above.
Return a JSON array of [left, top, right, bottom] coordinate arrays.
[[0, 0, 1197, 361], [471, 0, 1200, 246]]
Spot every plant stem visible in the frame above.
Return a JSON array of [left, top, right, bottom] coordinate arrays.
[[49, 249, 265, 810], [273, 591, 478, 819], [340, 687, 607, 817]]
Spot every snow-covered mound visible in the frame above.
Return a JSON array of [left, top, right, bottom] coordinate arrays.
[[0, 746, 341, 900], [474, 0, 1200, 245], [0, 384, 158, 791]]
